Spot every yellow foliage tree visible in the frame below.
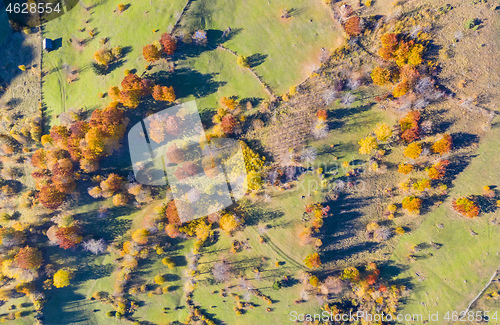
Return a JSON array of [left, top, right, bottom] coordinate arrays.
[[403, 142, 422, 159], [373, 123, 392, 141], [358, 136, 378, 155], [53, 269, 72, 288]]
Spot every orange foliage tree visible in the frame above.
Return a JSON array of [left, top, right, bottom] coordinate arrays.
[[143, 44, 161, 63], [37, 184, 66, 210], [371, 67, 391, 86], [432, 134, 452, 155], [304, 253, 322, 269], [152, 85, 176, 102], [15, 246, 43, 270], [452, 197, 480, 218]]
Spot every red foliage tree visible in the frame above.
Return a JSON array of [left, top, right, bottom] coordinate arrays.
[[399, 111, 421, 143], [174, 162, 199, 180], [220, 114, 237, 134], [160, 33, 177, 55], [37, 184, 66, 210], [55, 226, 81, 249], [165, 201, 181, 225], [316, 109, 328, 120], [343, 16, 362, 37], [165, 115, 181, 135], [166, 144, 185, 164], [15, 246, 43, 270]]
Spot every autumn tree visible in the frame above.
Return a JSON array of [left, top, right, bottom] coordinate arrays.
[[303, 253, 322, 269], [403, 142, 422, 159], [398, 113, 420, 144], [15, 246, 43, 270], [219, 212, 242, 235], [166, 144, 184, 164], [402, 196, 422, 214], [371, 67, 392, 86], [101, 173, 123, 193], [152, 85, 176, 102], [432, 134, 452, 155], [113, 193, 129, 206], [37, 184, 66, 210], [378, 33, 398, 60], [108, 86, 121, 101], [358, 136, 378, 155], [132, 228, 149, 245], [165, 201, 181, 225], [55, 226, 82, 249], [143, 44, 161, 63], [398, 163, 414, 175], [53, 269, 72, 288], [160, 33, 177, 55], [174, 162, 199, 181], [428, 160, 449, 179], [220, 114, 237, 134], [452, 197, 480, 218], [373, 123, 392, 141], [343, 16, 362, 37], [119, 90, 141, 108], [93, 48, 115, 67]]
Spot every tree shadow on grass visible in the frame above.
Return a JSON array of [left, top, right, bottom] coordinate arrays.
[[450, 132, 479, 150], [44, 289, 89, 324], [0, 32, 34, 102], [247, 53, 268, 68], [148, 67, 225, 99]]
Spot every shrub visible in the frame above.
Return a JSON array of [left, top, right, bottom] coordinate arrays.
[[464, 19, 479, 30], [452, 197, 480, 218], [403, 142, 422, 159], [402, 196, 422, 214], [237, 56, 250, 68], [395, 227, 406, 235]]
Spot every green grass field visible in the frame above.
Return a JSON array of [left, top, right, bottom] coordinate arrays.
[[42, 0, 340, 124], [390, 117, 500, 324], [179, 0, 340, 95], [42, 0, 186, 119]]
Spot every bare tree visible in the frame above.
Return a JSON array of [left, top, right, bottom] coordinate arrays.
[[212, 261, 232, 282]]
